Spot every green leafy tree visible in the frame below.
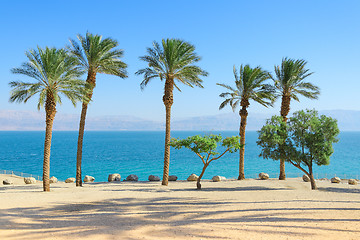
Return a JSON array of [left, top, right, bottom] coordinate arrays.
[[136, 39, 208, 186], [170, 134, 241, 190], [257, 110, 339, 190], [68, 32, 128, 187], [9, 47, 88, 191], [217, 65, 275, 180], [271, 58, 320, 180]]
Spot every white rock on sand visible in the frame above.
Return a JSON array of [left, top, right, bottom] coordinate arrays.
[[84, 175, 95, 183], [108, 173, 121, 182], [50, 176, 58, 184], [2, 179, 13, 185], [126, 174, 138, 181], [302, 174, 310, 182], [331, 177, 341, 183], [65, 177, 75, 183], [212, 175, 226, 182], [148, 175, 160, 181], [168, 175, 178, 181], [348, 179, 358, 185], [24, 177, 36, 184], [187, 174, 198, 181], [258, 172, 269, 180]]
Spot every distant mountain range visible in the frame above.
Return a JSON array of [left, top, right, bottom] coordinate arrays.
[[0, 109, 359, 131]]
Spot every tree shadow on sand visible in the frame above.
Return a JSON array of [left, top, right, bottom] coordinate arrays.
[[0, 195, 359, 239]]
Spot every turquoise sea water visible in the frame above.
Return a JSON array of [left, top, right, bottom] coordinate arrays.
[[0, 131, 359, 181]]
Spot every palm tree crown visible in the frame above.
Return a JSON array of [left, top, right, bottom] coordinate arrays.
[[9, 47, 87, 107], [136, 38, 208, 90], [271, 57, 320, 101], [68, 32, 128, 78], [218, 65, 275, 111]]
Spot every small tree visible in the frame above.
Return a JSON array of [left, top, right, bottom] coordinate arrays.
[[169, 134, 241, 190], [257, 109, 339, 190]]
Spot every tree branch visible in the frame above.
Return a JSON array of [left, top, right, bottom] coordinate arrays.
[[196, 152, 206, 165], [288, 160, 309, 176], [209, 148, 229, 164]]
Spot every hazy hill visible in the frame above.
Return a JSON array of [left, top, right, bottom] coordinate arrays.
[[0, 110, 359, 131]]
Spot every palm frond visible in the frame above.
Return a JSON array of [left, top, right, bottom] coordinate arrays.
[[136, 38, 207, 91]]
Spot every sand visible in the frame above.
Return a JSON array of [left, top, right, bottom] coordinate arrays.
[[0, 174, 359, 240]]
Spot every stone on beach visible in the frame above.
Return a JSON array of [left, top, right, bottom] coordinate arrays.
[[187, 174, 198, 181], [148, 175, 160, 181], [84, 175, 95, 183], [3, 179, 13, 185], [126, 174, 138, 181], [50, 176, 58, 184], [168, 175, 178, 181], [331, 177, 341, 183], [348, 179, 358, 185], [65, 178, 75, 183], [108, 174, 121, 182], [24, 177, 36, 184], [302, 175, 310, 182], [212, 176, 226, 182], [259, 172, 269, 180]]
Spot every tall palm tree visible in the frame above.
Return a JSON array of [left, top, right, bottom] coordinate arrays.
[[68, 32, 128, 187], [271, 57, 320, 180], [9, 47, 88, 191], [136, 39, 208, 186], [217, 65, 275, 180]]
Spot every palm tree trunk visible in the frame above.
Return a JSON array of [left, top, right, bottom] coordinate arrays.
[[43, 93, 56, 192], [238, 105, 248, 180], [279, 94, 291, 180], [161, 78, 174, 186], [76, 71, 96, 187]]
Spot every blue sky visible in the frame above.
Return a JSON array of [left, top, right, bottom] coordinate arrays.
[[0, 0, 359, 121]]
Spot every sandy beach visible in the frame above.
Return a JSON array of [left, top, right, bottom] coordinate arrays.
[[0, 174, 359, 240]]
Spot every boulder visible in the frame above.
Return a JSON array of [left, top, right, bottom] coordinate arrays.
[[212, 176, 226, 182], [168, 175, 178, 181], [84, 175, 95, 183], [3, 179, 13, 185], [187, 174, 198, 181], [302, 175, 310, 182], [108, 173, 121, 182], [331, 177, 341, 183], [148, 175, 160, 181], [126, 174, 138, 181], [348, 179, 358, 185], [259, 172, 269, 180], [49, 176, 58, 184], [24, 177, 36, 184], [65, 177, 75, 183]]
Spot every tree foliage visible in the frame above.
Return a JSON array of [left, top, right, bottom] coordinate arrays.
[[257, 109, 339, 189], [170, 134, 241, 189]]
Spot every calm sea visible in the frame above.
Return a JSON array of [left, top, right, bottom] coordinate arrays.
[[0, 131, 359, 181]]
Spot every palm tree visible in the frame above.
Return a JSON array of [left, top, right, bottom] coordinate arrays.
[[68, 32, 128, 187], [271, 57, 320, 180], [9, 47, 88, 191], [217, 65, 275, 180], [136, 39, 208, 186]]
